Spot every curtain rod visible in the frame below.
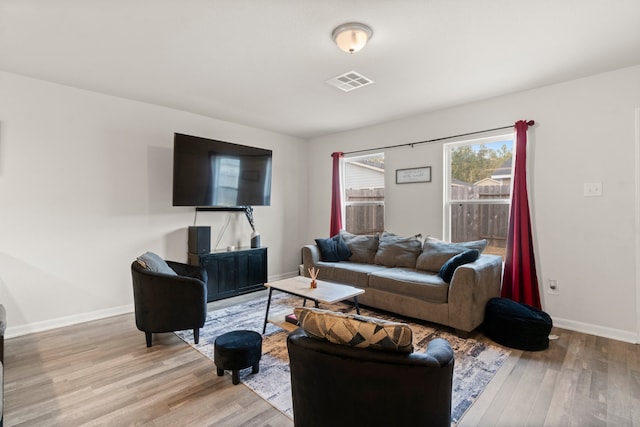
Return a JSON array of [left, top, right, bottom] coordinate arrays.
[[342, 124, 517, 156]]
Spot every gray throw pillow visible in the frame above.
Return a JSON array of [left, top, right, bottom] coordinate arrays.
[[416, 237, 487, 272], [340, 230, 379, 264], [374, 231, 423, 268], [136, 252, 177, 276]]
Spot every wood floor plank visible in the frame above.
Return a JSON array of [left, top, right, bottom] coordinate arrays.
[[3, 298, 639, 427]]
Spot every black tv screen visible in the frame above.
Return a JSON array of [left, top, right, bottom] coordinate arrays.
[[172, 133, 272, 207]]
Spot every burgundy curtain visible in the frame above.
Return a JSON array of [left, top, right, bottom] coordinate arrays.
[[330, 152, 344, 236], [501, 120, 541, 308]]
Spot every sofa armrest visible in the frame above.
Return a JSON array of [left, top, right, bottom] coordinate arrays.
[[447, 254, 502, 334], [422, 337, 455, 367], [166, 261, 208, 284], [302, 245, 321, 277], [133, 268, 207, 303]]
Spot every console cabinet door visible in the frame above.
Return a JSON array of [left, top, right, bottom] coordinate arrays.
[[194, 255, 217, 299], [214, 252, 239, 300], [238, 248, 267, 292], [189, 248, 267, 302]]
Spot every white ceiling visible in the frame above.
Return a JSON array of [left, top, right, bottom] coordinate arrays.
[[1, 1, 639, 139]]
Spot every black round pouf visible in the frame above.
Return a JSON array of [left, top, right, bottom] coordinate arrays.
[[484, 297, 553, 351], [214, 330, 262, 385]]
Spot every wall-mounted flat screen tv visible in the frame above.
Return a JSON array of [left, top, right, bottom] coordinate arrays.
[[172, 133, 272, 207]]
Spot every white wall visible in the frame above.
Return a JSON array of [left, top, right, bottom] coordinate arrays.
[[3, 66, 639, 342], [0, 71, 308, 336], [307, 65, 640, 343]]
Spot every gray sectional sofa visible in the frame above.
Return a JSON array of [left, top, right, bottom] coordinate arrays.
[[302, 231, 503, 336]]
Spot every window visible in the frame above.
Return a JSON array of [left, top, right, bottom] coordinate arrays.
[[342, 153, 385, 235], [444, 135, 513, 257]]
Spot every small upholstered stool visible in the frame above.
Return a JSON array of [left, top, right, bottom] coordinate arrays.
[[484, 297, 553, 351], [214, 330, 262, 385]]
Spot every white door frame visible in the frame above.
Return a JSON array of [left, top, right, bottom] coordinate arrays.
[[635, 107, 640, 343]]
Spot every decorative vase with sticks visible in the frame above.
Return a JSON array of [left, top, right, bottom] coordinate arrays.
[[244, 206, 260, 248], [308, 267, 319, 288]]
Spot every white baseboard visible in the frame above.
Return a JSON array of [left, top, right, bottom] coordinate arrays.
[[5, 273, 301, 339], [5, 304, 134, 339], [268, 271, 299, 282], [553, 316, 638, 344]]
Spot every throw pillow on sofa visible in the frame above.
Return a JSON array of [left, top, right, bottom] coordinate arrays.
[[416, 237, 487, 273], [438, 249, 480, 282], [315, 234, 352, 262], [294, 307, 414, 353], [339, 230, 379, 264], [374, 231, 423, 268]]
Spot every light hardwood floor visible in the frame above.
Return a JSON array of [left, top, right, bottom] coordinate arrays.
[[3, 293, 640, 426]]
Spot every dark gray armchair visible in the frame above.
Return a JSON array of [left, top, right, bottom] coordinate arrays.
[[131, 260, 208, 347], [287, 328, 454, 427]]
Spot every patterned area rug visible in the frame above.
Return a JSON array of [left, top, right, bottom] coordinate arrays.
[[175, 293, 510, 425]]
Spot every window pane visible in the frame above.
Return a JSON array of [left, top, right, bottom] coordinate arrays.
[[343, 153, 384, 235], [449, 202, 509, 258], [450, 140, 513, 198], [446, 137, 513, 259]]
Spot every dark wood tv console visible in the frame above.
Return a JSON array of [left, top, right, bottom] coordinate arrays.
[[188, 247, 267, 302]]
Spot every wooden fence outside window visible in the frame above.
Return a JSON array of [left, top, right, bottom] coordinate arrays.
[[345, 185, 510, 258]]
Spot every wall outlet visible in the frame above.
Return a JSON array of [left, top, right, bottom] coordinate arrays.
[[548, 279, 559, 295], [583, 182, 602, 197]]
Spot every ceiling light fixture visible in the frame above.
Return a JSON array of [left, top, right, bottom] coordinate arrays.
[[332, 22, 373, 54]]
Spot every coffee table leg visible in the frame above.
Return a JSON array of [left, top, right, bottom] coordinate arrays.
[[262, 288, 274, 334], [302, 297, 319, 309], [353, 296, 361, 314]]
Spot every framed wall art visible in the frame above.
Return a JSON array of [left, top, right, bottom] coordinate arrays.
[[395, 166, 431, 184]]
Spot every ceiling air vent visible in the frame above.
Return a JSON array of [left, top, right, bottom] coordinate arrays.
[[326, 70, 374, 92]]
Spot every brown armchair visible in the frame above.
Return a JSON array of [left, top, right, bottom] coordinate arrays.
[[131, 259, 207, 347], [287, 327, 454, 427]]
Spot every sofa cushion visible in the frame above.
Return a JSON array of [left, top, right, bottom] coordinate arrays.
[[315, 234, 352, 262], [340, 230, 379, 264], [136, 252, 177, 276], [316, 261, 384, 288], [294, 307, 413, 353], [369, 268, 449, 304], [416, 237, 488, 273], [374, 231, 423, 268], [439, 249, 480, 282]]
